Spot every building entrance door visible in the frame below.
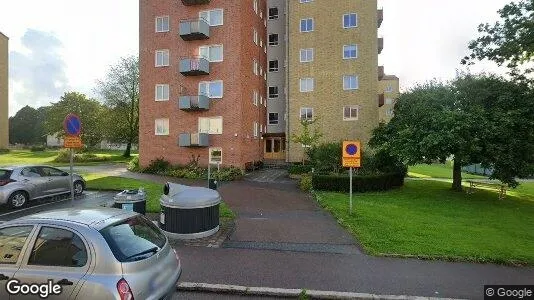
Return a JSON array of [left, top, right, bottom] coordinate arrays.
[[264, 137, 285, 160]]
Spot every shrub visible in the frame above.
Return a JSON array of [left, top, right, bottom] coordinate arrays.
[[0, 149, 10, 154], [143, 157, 171, 174], [312, 172, 405, 193], [288, 164, 313, 175], [299, 174, 313, 192], [308, 142, 342, 174], [30, 145, 46, 152], [53, 149, 110, 163], [213, 166, 244, 181], [128, 156, 140, 172]]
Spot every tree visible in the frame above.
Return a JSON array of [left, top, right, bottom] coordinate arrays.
[[462, 0, 534, 79], [370, 74, 534, 191], [44, 92, 106, 147], [95, 56, 139, 157], [9, 106, 47, 145], [291, 118, 323, 164]]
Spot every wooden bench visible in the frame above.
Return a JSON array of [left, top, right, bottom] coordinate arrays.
[[466, 180, 507, 200]]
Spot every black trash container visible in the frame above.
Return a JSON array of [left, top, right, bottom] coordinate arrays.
[[159, 183, 221, 239], [208, 179, 218, 190], [112, 189, 146, 215]]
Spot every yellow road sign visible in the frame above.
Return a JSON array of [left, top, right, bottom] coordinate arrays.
[[342, 141, 361, 158], [64, 136, 83, 148], [343, 157, 361, 168]]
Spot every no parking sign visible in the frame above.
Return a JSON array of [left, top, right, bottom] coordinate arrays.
[[342, 141, 361, 168]]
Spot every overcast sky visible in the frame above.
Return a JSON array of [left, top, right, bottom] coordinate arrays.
[[1, 0, 511, 116]]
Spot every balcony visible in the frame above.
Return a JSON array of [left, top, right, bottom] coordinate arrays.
[[179, 18, 210, 41], [179, 57, 209, 76], [377, 9, 383, 28], [378, 93, 385, 107], [181, 0, 210, 5], [378, 66, 384, 80], [378, 38, 384, 54], [179, 133, 209, 147], [179, 95, 210, 111]]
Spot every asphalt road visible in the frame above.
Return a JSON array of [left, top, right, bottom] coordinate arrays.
[[172, 292, 287, 299]]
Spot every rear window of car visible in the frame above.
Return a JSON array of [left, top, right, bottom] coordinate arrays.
[[0, 170, 12, 180], [99, 215, 167, 262]]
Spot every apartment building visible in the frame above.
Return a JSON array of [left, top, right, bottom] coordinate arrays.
[[139, 0, 268, 169], [266, 0, 384, 162], [378, 74, 399, 123], [0, 32, 8, 149]]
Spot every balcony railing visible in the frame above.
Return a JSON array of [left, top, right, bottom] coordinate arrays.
[[179, 18, 210, 41], [378, 38, 384, 54], [181, 0, 210, 5], [378, 66, 385, 80], [178, 133, 209, 147], [378, 93, 385, 107], [179, 57, 210, 76], [179, 95, 210, 111], [377, 9, 383, 28]]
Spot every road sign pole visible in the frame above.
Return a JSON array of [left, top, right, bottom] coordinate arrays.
[[70, 148, 74, 206], [349, 167, 353, 215]]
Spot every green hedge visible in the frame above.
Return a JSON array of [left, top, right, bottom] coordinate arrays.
[[312, 172, 405, 192], [288, 164, 313, 175]]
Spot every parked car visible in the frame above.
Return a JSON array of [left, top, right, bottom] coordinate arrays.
[[0, 166, 86, 209], [0, 208, 182, 300]]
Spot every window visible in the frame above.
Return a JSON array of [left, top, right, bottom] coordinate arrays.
[[209, 148, 222, 164], [269, 60, 279, 72], [253, 90, 259, 106], [99, 216, 166, 263], [29, 227, 87, 267], [300, 107, 313, 121], [39, 167, 65, 177], [155, 50, 169, 67], [300, 48, 314, 62], [269, 7, 279, 19], [253, 0, 258, 14], [260, 66, 263, 76], [199, 45, 223, 62], [21, 167, 40, 177], [200, 9, 223, 26], [385, 85, 393, 92], [253, 59, 258, 75], [260, 10, 263, 19], [343, 106, 359, 120], [155, 84, 169, 101], [268, 34, 279, 46], [155, 16, 169, 32], [253, 28, 258, 45], [199, 80, 223, 98], [0, 226, 33, 264], [155, 119, 169, 135], [343, 45, 358, 59], [386, 98, 393, 105], [300, 0, 313, 3], [300, 78, 314, 92], [343, 75, 359, 90], [199, 117, 223, 134], [387, 108, 394, 116], [343, 13, 358, 28], [269, 86, 279, 98], [300, 18, 313, 32], [260, 95, 263, 105], [253, 122, 259, 137], [269, 113, 279, 125], [260, 39, 263, 47]]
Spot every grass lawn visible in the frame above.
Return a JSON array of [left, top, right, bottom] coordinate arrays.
[[408, 162, 486, 179], [315, 180, 534, 265], [0, 150, 136, 167], [84, 174, 235, 220]]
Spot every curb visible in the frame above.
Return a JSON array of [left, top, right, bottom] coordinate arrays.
[[177, 282, 465, 300]]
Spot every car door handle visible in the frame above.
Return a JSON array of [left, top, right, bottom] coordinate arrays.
[[57, 279, 73, 285], [0, 274, 9, 281]]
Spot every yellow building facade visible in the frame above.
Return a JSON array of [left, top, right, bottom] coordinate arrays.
[[0, 32, 8, 149], [378, 75, 400, 123]]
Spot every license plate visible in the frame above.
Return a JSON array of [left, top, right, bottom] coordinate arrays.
[[122, 203, 133, 211]]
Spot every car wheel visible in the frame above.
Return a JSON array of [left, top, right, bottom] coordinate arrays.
[[74, 181, 84, 196], [9, 191, 28, 209]]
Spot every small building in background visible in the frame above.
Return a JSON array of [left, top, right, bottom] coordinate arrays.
[[378, 74, 400, 123], [0, 32, 8, 149]]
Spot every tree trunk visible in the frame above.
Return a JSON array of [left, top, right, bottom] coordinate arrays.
[[123, 142, 132, 158], [452, 157, 463, 191]]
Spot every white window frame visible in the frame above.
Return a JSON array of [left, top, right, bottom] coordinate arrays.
[[268, 112, 279, 125], [269, 86, 279, 98], [155, 16, 170, 32], [199, 80, 224, 99], [254, 28, 258, 45], [268, 34, 279, 46], [269, 60, 279, 72], [209, 147, 223, 164], [253, 90, 259, 106], [300, 0, 313, 3], [385, 85, 394, 92], [343, 44, 358, 59], [155, 118, 169, 136], [268, 7, 279, 20], [385, 98, 393, 105], [155, 84, 169, 101], [199, 45, 224, 62], [300, 48, 314, 63], [343, 13, 358, 28], [199, 117, 223, 135], [253, 59, 258, 75], [155, 50, 169, 67], [343, 106, 359, 121], [300, 18, 314, 32], [386, 108, 394, 117], [300, 78, 314, 92], [254, 0, 258, 14], [199, 9, 224, 26], [253, 122, 259, 137], [300, 107, 314, 121], [343, 75, 359, 90]]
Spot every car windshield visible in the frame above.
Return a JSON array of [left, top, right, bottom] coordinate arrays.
[[0, 169, 12, 180], [99, 215, 167, 262]]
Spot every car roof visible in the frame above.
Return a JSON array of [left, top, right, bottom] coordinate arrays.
[[6, 208, 138, 229]]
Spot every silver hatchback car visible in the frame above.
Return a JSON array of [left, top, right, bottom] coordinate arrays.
[[0, 208, 182, 300], [0, 166, 86, 209]]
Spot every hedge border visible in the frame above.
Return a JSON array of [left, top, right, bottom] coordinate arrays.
[[312, 172, 405, 192]]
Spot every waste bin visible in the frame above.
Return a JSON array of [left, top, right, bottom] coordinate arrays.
[[112, 189, 146, 215], [208, 179, 217, 190], [159, 182, 220, 239]]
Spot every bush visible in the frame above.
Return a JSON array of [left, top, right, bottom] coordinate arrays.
[[53, 149, 110, 163], [312, 172, 405, 193], [308, 142, 342, 174], [143, 157, 171, 174], [213, 166, 244, 181], [299, 174, 313, 192], [0, 149, 10, 154], [128, 156, 140, 172], [30, 145, 46, 152], [288, 164, 313, 175]]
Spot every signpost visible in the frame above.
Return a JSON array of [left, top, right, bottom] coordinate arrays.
[[63, 114, 83, 206], [342, 141, 361, 214]]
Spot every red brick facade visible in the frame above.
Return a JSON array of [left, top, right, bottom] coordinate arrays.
[[139, 0, 267, 169]]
